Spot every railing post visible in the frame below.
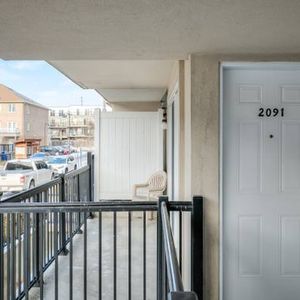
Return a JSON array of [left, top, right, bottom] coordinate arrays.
[[34, 193, 41, 286], [87, 151, 94, 218], [91, 153, 95, 201], [77, 173, 83, 234], [60, 176, 69, 255], [157, 196, 168, 300], [0, 213, 4, 300], [191, 196, 203, 300]]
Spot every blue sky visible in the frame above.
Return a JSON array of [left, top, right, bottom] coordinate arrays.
[[0, 60, 104, 108]]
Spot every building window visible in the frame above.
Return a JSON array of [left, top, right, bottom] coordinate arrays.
[[8, 103, 16, 112], [27, 147, 32, 156], [50, 110, 55, 116], [7, 122, 17, 132], [26, 123, 30, 131], [26, 104, 30, 114]]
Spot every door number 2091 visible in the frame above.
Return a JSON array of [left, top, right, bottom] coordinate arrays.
[[258, 108, 285, 117]]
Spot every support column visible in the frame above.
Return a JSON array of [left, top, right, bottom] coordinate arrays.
[[189, 55, 220, 300]]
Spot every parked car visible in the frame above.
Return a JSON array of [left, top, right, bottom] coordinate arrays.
[[54, 146, 64, 155], [40, 146, 58, 155], [0, 159, 54, 197], [31, 152, 51, 161], [61, 145, 77, 154], [47, 156, 77, 175]]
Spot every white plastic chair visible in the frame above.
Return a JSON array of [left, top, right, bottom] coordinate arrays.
[[132, 170, 167, 219]]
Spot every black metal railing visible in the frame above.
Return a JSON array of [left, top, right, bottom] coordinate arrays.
[[157, 196, 202, 300], [0, 180, 202, 299], [0, 152, 94, 299]]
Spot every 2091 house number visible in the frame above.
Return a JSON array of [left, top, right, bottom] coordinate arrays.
[[258, 108, 285, 117]]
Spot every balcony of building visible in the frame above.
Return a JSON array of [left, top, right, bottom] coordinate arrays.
[[0, 128, 21, 138], [0, 153, 202, 300]]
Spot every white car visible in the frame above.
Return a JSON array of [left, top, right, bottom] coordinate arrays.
[[47, 156, 77, 175], [0, 159, 54, 196]]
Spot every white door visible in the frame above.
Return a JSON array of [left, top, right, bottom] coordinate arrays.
[[223, 66, 300, 300], [35, 161, 49, 184]]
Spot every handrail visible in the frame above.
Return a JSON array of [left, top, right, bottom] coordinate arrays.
[[161, 201, 184, 292], [0, 200, 193, 213], [0, 177, 62, 203], [0, 198, 195, 300], [0, 165, 89, 203], [0, 154, 95, 299], [159, 197, 200, 300]]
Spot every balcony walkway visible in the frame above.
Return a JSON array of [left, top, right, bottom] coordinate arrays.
[[29, 213, 157, 300]]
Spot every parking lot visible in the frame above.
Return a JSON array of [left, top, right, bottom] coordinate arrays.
[[0, 149, 88, 201]]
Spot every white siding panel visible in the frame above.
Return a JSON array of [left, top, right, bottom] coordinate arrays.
[[98, 112, 161, 199]]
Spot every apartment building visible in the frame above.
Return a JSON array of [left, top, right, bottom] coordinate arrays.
[[49, 105, 102, 149], [0, 84, 48, 153], [3, 2, 300, 300]]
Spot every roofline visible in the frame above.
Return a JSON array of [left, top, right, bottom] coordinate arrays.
[[0, 83, 49, 110], [47, 61, 88, 89]]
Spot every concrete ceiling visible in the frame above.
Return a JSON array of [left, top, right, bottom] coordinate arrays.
[[51, 61, 174, 89], [1, 0, 300, 60], [2, 0, 300, 103], [50, 60, 174, 102]]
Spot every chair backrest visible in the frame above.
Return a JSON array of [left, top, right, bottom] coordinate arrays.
[[148, 170, 167, 191]]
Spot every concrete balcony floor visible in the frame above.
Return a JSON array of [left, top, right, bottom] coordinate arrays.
[[29, 213, 157, 300]]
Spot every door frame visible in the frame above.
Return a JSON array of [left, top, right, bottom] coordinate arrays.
[[167, 81, 179, 201], [219, 61, 300, 300]]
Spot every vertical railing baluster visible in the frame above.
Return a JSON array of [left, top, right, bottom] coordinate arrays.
[[77, 175, 83, 233], [10, 213, 16, 300], [7, 213, 11, 300], [50, 211, 53, 259], [39, 213, 44, 299], [99, 211, 102, 300], [0, 213, 4, 300], [157, 196, 168, 300], [35, 194, 40, 287], [69, 212, 73, 300], [60, 176, 68, 255], [143, 211, 146, 300], [17, 213, 21, 297], [87, 152, 94, 218], [83, 211, 87, 300], [54, 212, 59, 300], [179, 211, 182, 274], [24, 213, 30, 300], [32, 208, 37, 282], [113, 211, 117, 300], [44, 191, 47, 265], [47, 206, 50, 263], [128, 211, 131, 300]]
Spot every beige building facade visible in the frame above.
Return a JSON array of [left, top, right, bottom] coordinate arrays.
[[0, 84, 49, 152]]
